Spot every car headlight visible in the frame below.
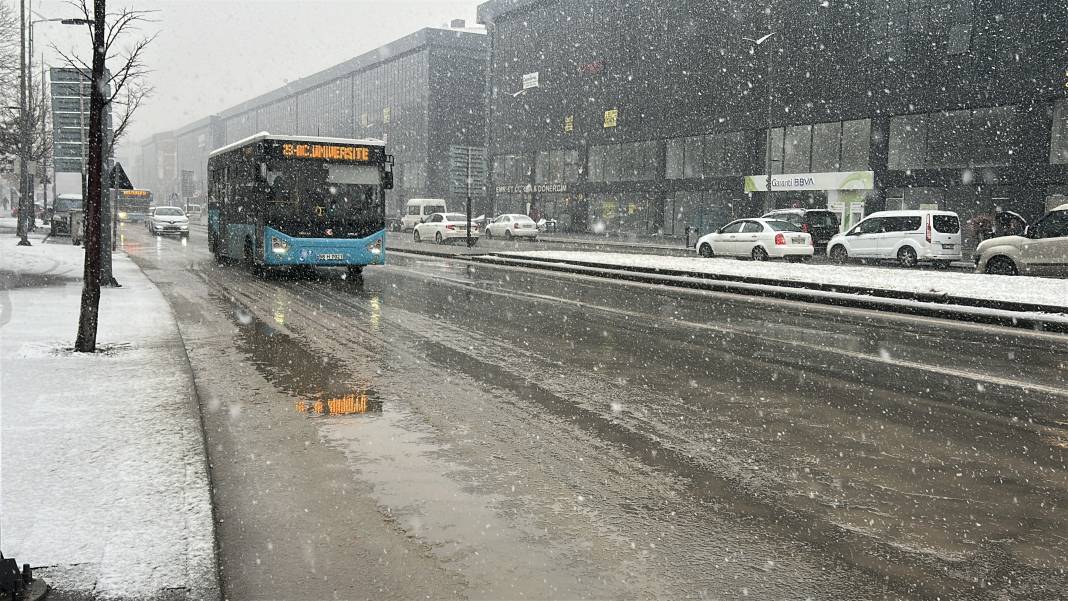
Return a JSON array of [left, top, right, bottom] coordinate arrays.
[[272, 237, 290, 254]]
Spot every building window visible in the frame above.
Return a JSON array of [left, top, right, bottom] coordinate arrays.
[[666, 139, 684, 179], [889, 107, 1016, 170], [493, 154, 531, 184], [1051, 100, 1068, 164], [767, 127, 785, 174], [946, 0, 974, 55], [767, 120, 870, 174]]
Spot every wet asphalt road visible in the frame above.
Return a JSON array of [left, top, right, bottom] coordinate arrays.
[[120, 224, 1068, 600]]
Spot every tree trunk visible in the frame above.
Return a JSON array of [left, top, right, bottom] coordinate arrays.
[[74, 0, 106, 353]]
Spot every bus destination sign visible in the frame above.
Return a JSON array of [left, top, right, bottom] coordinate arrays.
[[280, 143, 371, 162]]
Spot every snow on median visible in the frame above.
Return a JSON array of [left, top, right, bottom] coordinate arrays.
[[0, 233, 218, 600], [497, 250, 1068, 311]]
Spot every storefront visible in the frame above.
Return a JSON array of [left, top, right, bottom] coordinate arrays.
[[745, 170, 875, 232]]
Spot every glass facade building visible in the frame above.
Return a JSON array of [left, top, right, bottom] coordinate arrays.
[[478, 0, 1068, 242], [142, 27, 487, 217]]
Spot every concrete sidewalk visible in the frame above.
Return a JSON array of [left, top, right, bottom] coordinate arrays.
[[0, 227, 219, 600]]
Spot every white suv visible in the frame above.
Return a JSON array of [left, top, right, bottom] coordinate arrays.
[[974, 204, 1068, 276], [827, 210, 962, 268]]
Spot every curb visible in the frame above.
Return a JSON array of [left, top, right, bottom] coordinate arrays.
[[387, 249, 1068, 333]]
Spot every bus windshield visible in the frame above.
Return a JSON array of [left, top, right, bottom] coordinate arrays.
[[264, 160, 382, 237]]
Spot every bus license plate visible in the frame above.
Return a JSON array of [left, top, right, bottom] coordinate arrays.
[[318, 253, 344, 261]]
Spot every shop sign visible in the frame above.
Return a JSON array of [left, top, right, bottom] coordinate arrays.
[[564, 115, 574, 132], [744, 170, 874, 192], [603, 109, 618, 128], [522, 71, 540, 90], [495, 183, 568, 194]]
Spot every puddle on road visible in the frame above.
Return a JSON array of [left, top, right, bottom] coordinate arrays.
[[219, 293, 381, 419]]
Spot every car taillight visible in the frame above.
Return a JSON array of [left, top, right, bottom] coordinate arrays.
[[774, 233, 785, 246], [926, 216, 932, 243], [446, 224, 456, 230], [514, 223, 520, 229], [801, 223, 809, 233]]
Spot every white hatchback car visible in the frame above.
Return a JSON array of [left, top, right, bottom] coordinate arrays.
[[827, 210, 962, 267], [413, 212, 480, 244], [485, 214, 538, 239], [695, 218, 814, 261], [974, 204, 1068, 276]]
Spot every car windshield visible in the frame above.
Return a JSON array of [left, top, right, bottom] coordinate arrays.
[[18, 6, 1064, 601], [766, 220, 803, 232]]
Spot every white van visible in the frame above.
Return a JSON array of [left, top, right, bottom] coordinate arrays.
[[827, 210, 962, 267], [401, 198, 447, 231]]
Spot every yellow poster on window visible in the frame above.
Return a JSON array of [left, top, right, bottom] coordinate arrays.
[[564, 115, 574, 132], [603, 109, 618, 128]]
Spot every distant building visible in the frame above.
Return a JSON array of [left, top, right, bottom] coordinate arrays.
[[140, 24, 488, 217], [137, 131, 177, 203], [478, 0, 1068, 243]]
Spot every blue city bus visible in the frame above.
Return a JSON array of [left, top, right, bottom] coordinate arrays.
[[206, 133, 393, 280]]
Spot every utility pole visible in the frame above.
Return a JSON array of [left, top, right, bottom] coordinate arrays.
[[40, 58, 47, 216], [17, 0, 31, 246]]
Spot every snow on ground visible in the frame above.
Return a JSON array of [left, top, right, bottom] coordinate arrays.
[[1, 230, 218, 600], [500, 250, 1068, 309]]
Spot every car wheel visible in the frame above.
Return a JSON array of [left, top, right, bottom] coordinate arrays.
[[435, 232, 444, 244], [897, 246, 918, 268], [829, 245, 848, 264], [485, 229, 492, 239], [751, 246, 769, 262], [985, 256, 1018, 276], [698, 243, 714, 258], [413, 230, 421, 243]]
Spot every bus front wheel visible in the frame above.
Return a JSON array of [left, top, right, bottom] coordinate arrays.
[[346, 265, 364, 284]]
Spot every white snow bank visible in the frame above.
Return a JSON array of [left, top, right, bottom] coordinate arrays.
[[1, 232, 218, 600], [499, 250, 1068, 309]]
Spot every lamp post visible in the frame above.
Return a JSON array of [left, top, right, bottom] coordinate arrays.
[[17, 0, 30, 245]]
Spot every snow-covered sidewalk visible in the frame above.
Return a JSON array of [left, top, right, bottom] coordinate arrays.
[[1, 230, 218, 600], [497, 250, 1068, 310]]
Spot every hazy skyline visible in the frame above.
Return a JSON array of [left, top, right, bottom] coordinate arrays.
[[27, 0, 480, 161]]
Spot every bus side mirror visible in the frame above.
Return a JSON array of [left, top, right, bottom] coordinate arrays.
[[382, 171, 394, 190]]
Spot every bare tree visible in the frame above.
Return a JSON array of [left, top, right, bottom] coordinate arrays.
[[52, 0, 155, 353]]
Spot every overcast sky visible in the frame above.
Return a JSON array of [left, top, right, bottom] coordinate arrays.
[[29, 0, 479, 160]]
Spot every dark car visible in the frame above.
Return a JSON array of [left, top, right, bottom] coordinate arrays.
[[761, 208, 840, 252]]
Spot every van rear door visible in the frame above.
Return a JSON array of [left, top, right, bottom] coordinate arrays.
[[929, 213, 961, 255]]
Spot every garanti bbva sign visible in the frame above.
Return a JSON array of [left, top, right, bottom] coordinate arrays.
[[744, 171, 874, 192]]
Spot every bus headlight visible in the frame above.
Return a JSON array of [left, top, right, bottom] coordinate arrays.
[[367, 239, 382, 255], [272, 237, 290, 254], [118, 211, 128, 220]]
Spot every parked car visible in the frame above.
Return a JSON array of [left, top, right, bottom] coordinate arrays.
[[147, 206, 190, 238], [826, 210, 962, 268], [485, 214, 538, 239], [413, 212, 479, 244], [401, 198, 447, 232], [50, 194, 83, 236], [974, 204, 1068, 276], [761, 208, 840, 252], [695, 218, 814, 261]]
